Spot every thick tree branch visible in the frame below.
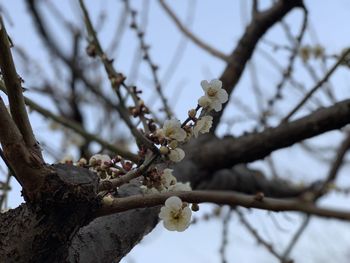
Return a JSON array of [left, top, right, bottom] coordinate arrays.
[[194, 99, 350, 171], [212, 0, 304, 130], [0, 18, 42, 158], [0, 96, 47, 197], [67, 183, 159, 263]]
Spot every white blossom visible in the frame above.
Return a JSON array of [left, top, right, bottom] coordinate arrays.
[[198, 96, 211, 109], [89, 154, 111, 166], [159, 196, 192, 232], [140, 186, 160, 194], [193, 115, 213, 137], [198, 79, 228, 112], [168, 182, 192, 192], [168, 148, 185, 162], [161, 168, 177, 188], [157, 118, 186, 142]]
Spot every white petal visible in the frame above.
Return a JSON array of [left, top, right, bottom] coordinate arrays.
[[176, 207, 192, 231], [200, 80, 209, 92], [217, 89, 228, 103], [159, 206, 171, 219], [210, 79, 222, 89], [193, 120, 203, 138], [168, 182, 192, 192], [163, 219, 177, 231], [165, 196, 182, 210], [211, 100, 222, 112], [169, 148, 185, 162], [198, 96, 211, 108], [182, 206, 192, 221], [162, 169, 177, 187], [173, 128, 186, 142]]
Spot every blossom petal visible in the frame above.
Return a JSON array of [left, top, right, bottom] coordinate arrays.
[[200, 80, 210, 92], [210, 79, 222, 89], [198, 96, 211, 108], [168, 182, 192, 192], [212, 100, 222, 112], [217, 89, 228, 103], [169, 148, 185, 162], [165, 196, 182, 210]]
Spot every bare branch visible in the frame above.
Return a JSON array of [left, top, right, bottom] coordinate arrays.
[[314, 132, 350, 199], [0, 18, 41, 158], [281, 215, 311, 262], [95, 190, 350, 221], [236, 208, 284, 261], [124, 1, 173, 119], [282, 48, 350, 122], [193, 99, 350, 171], [158, 0, 229, 61], [212, 0, 304, 130], [79, 0, 158, 153], [0, 96, 47, 196]]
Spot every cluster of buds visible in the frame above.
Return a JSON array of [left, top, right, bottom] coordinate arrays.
[[88, 154, 134, 179], [60, 154, 134, 180], [128, 87, 151, 118], [141, 168, 191, 194], [299, 44, 325, 62]]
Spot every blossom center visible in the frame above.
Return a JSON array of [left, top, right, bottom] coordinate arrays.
[[165, 128, 174, 137], [171, 210, 181, 219], [207, 88, 217, 97]]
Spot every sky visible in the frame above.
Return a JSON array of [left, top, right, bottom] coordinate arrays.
[[1, 0, 350, 262]]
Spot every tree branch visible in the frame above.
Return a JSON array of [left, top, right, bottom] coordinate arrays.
[[0, 18, 42, 158], [0, 96, 47, 197], [193, 99, 350, 171], [212, 0, 304, 130], [79, 0, 158, 153], [95, 190, 350, 221], [282, 48, 350, 122], [158, 0, 229, 61]]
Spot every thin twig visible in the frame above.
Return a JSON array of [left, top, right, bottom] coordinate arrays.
[[219, 208, 232, 263], [98, 153, 158, 191], [236, 208, 284, 261], [0, 170, 11, 210], [314, 132, 350, 199], [282, 48, 350, 122], [281, 215, 310, 262], [79, 0, 158, 153], [124, 0, 173, 119], [158, 0, 229, 61], [0, 81, 139, 162]]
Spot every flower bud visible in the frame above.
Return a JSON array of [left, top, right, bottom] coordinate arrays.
[[159, 146, 169, 155], [188, 109, 197, 119]]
